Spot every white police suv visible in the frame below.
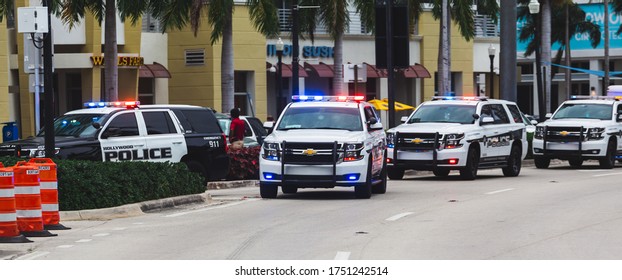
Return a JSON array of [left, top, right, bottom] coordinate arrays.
[[386, 96, 528, 180], [0, 101, 229, 181], [259, 95, 387, 199], [532, 96, 622, 169]]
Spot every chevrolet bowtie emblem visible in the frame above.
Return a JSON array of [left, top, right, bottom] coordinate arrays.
[[411, 138, 423, 144], [560, 131, 569, 136], [302, 149, 317, 156]]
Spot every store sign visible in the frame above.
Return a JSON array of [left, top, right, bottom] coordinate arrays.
[[517, 3, 622, 52], [91, 56, 145, 66], [267, 44, 333, 58]]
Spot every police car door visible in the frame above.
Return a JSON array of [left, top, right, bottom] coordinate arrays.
[[99, 111, 148, 162], [140, 110, 188, 163], [364, 105, 384, 176]]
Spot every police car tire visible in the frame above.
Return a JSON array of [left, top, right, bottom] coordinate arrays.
[[282, 186, 298, 194], [372, 156, 387, 194], [534, 156, 550, 169], [599, 140, 616, 169], [355, 159, 373, 199], [387, 166, 405, 180], [260, 183, 278, 198], [460, 146, 479, 180], [568, 158, 583, 168], [433, 169, 450, 177], [502, 145, 522, 177], [185, 160, 208, 183]]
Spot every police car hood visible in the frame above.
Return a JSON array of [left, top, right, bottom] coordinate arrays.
[[0, 136, 92, 149], [389, 123, 466, 134], [266, 129, 367, 143], [539, 119, 605, 129]]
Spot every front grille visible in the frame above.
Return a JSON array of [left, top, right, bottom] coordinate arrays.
[[545, 126, 584, 142], [396, 132, 441, 150], [282, 141, 341, 165]]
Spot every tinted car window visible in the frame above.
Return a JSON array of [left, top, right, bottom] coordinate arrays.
[[246, 117, 268, 137], [40, 113, 105, 138], [105, 112, 139, 137], [490, 104, 510, 124], [143, 111, 177, 134], [175, 109, 222, 134], [506, 104, 523, 123], [409, 105, 476, 124]]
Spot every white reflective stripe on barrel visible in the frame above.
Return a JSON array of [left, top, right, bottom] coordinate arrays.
[[0, 189, 15, 197], [39, 182, 58, 190], [16, 209, 42, 218], [0, 172, 13, 177], [41, 204, 59, 211], [14, 186, 40, 195], [0, 213, 17, 222]]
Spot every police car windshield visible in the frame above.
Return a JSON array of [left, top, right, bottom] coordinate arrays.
[[277, 106, 363, 131], [38, 114, 105, 137], [408, 105, 476, 124], [553, 104, 612, 120]]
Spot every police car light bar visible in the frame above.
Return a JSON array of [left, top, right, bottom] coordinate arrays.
[[84, 101, 141, 108], [570, 95, 620, 101], [292, 95, 366, 102], [431, 96, 488, 101]]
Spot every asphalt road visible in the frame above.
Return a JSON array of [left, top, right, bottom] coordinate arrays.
[[4, 160, 622, 260]]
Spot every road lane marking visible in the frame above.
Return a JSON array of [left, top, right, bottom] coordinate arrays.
[[164, 199, 259, 218], [75, 239, 92, 243], [485, 188, 514, 195], [112, 227, 127, 231], [592, 172, 622, 177], [334, 251, 351, 260], [92, 233, 110, 237], [17, 251, 49, 260], [386, 212, 414, 222], [57, 245, 74, 249], [132, 222, 144, 225], [578, 169, 609, 172]]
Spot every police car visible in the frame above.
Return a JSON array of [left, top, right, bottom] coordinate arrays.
[[532, 96, 622, 169], [386, 96, 528, 180], [259, 95, 387, 199], [0, 101, 229, 181]]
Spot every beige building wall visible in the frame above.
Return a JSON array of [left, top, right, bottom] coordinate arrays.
[[0, 17, 9, 124], [420, 12, 475, 100]]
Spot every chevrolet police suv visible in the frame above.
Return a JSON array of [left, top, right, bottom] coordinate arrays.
[[386, 96, 528, 180], [259, 95, 387, 199], [0, 102, 229, 181], [532, 96, 622, 169]]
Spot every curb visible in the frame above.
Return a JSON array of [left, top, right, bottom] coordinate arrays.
[[207, 180, 258, 189]]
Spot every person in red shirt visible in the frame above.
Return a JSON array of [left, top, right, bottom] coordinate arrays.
[[229, 108, 245, 150]]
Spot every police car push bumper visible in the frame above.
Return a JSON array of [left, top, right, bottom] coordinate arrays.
[[532, 136, 608, 157], [387, 145, 469, 168]]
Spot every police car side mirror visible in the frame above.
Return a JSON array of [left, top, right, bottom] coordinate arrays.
[[400, 116, 408, 123], [481, 116, 494, 125], [369, 122, 383, 131], [530, 120, 538, 125], [92, 123, 101, 129], [101, 127, 120, 139], [472, 114, 480, 120], [545, 113, 553, 119], [263, 121, 274, 129], [367, 117, 378, 125]]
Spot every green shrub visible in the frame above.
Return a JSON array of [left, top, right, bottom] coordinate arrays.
[[227, 146, 260, 180], [0, 156, 204, 211]]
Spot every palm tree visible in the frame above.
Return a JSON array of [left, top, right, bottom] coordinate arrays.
[[155, 0, 279, 113], [0, 0, 13, 22]]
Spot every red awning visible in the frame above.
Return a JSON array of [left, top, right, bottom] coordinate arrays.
[[139, 62, 171, 78], [305, 62, 334, 78], [266, 62, 308, 77], [402, 63, 431, 78], [364, 63, 386, 78]]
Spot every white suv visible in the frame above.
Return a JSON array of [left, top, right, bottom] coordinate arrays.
[[259, 96, 387, 199], [386, 96, 528, 180], [532, 96, 622, 169]]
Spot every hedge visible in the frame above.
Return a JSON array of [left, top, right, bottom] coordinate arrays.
[[0, 156, 204, 211], [227, 146, 261, 180]]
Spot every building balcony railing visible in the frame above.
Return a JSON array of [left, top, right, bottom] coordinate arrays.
[[278, 9, 369, 35]]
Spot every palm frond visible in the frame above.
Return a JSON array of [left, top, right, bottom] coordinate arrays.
[[247, 0, 279, 37], [207, 0, 234, 45], [118, 0, 149, 25]]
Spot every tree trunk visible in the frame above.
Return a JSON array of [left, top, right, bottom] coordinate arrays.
[[104, 0, 118, 101], [604, 0, 610, 95], [221, 8, 235, 113], [438, 0, 451, 95], [542, 0, 552, 112], [332, 33, 344, 95], [564, 3, 571, 99]]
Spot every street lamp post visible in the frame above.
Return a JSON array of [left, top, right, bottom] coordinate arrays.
[[291, 2, 300, 96], [488, 44, 496, 98], [529, 0, 546, 122], [276, 38, 284, 115]]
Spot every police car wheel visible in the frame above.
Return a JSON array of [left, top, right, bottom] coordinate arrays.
[[460, 146, 479, 180], [185, 160, 208, 184], [260, 183, 278, 198], [355, 158, 373, 199], [372, 155, 387, 194], [599, 140, 616, 169], [534, 156, 550, 169], [502, 145, 522, 177], [433, 169, 450, 177], [282, 186, 298, 194], [568, 158, 583, 168], [387, 166, 405, 180]]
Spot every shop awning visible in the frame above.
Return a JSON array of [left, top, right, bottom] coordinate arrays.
[[139, 62, 171, 78], [403, 63, 431, 78], [266, 62, 308, 77], [305, 62, 334, 78]]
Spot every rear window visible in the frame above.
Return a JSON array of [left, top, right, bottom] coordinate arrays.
[[174, 109, 223, 134]]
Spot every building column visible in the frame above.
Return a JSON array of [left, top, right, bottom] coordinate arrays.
[[590, 59, 601, 94]]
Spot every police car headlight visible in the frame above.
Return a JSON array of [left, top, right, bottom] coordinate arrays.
[[587, 127, 605, 140], [443, 133, 464, 149], [535, 126, 544, 139], [262, 142, 280, 161], [343, 142, 364, 162], [387, 133, 395, 148]]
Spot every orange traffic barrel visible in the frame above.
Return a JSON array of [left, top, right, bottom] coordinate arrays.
[[13, 161, 55, 237], [28, 158, 70, 230], [0, 163, 31, 243]]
